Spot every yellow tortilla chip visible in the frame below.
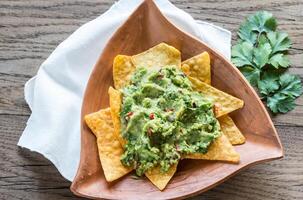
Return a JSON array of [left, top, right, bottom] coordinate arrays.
[[84, 108, 132, 182], [145, 164, 177, 190], [113, 55, 136, 89], [107, 45, 243, 189], [182, 53, 243, 146], [181, 52, 211, 85], [189, 77, 244, 117], [108, 87, 177, 190], [108, 87, 126, 147], [112, 43, 181, 89], [183, 134, 240, 163], [218, 115, 245, 145], [132, 43, 181, 68]]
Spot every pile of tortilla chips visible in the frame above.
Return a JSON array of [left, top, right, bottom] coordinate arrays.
[[85, 43, 245, 190]]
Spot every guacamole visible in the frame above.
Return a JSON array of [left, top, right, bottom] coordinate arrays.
[[120, 66, 221, 176]]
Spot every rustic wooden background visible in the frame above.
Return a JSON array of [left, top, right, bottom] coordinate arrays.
[[0, 0, 302, 199]]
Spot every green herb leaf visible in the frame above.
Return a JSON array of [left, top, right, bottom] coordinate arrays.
[[232, 11, 302, 114], [240, 66, 261, 86], [231, 41, 254, 67], [267, 94, 295, 113], [266, 74, 302, 113], [278, 74, 302, 98], [268, 53, 290, 68], [238, 23, 258, 44], [253, 43, 272, 68], [258, 72, 280, 97], [258, 34, 269, 45], [247, 11, 277, 33], [267, 31, 291, 54]]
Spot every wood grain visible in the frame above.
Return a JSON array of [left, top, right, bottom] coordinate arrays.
[[0, 0, 302, 199]]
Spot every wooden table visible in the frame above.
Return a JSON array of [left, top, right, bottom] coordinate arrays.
[[0, 0, 302, 199]]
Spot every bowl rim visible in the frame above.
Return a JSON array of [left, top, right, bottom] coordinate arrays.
[[70, 0, 284, 199]]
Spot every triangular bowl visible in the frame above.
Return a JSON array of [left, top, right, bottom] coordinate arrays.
[[71, 0, 283, 199]]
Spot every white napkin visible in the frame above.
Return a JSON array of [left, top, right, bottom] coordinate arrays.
[[18, 0, 231, 181]]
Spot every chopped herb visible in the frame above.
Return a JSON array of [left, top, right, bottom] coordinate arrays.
[[232, 11, 302, 113]]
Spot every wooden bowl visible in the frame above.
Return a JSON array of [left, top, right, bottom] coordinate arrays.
[[70, 0, 283, 199]]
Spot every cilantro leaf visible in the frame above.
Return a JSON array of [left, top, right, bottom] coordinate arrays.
[[265, 74, 302, 113], [238, 22, 257, 44], [232, 42, 272, 86], [268, 53, 290, 68], [278, 74, 302, 98], [240, 66, 261, 86], [258, 34, 269, 45], [231, 41, 254, 67], [267, 31, 291, 54], [247, 11, 277, 33], [253, 43, 272, 68], [232, 11, 302, 114], [257, 71, 280, 97], [238, 42, 272, 86], [267, 94, 295, 113]]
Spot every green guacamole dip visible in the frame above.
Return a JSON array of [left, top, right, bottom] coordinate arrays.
[[119, 66, 221, 176]]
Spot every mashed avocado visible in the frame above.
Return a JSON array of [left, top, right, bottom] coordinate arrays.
[[120, 66, 221, 176]]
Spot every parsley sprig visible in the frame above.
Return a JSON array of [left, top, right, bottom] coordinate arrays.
[[231, 11, 302, 113]]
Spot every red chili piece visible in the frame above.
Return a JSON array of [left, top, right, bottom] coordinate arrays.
[[149, 113, 154, 120], [126, 112, 133, 117]]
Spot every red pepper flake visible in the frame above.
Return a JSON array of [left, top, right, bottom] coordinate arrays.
[[149, 113, 155, 120], [125, 112, 133, 121], [126, 112, 133, 117]]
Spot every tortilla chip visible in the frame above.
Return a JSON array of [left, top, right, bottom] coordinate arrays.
[[182, 53, 244, 146], [183, 134, 240, 163], [145, 164, 177, 190], [218, 115, 245, 145], [132, 43, 181, 68], [108, 86, 178, 190], [84, 108, 132, 182], [108, 87, 126, 147], [113, 55, 136, 89], [189, 77, 244, 118], [181, 52, 211, 85]]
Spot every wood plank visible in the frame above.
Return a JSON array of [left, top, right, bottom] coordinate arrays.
[[0, 115, 81, 200]]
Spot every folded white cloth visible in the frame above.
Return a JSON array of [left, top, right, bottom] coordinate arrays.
[[18, 0, 231, 181]]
